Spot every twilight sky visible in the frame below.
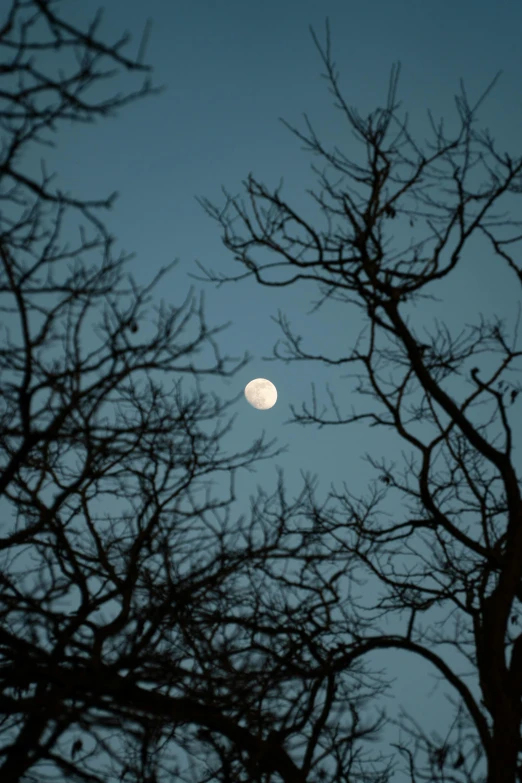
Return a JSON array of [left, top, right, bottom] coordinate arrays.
[[29, 0, 522, 778]]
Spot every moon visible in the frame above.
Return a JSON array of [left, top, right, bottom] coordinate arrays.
[[244, 378, 277, 410]]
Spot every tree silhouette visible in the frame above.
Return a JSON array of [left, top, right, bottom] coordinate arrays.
[[0, 5, 395, 783], [198, 19, 522, 783]]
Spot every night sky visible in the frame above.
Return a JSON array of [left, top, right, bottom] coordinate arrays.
[[25, 0, 522, 778]]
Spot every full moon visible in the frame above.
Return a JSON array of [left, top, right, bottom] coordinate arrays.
[[244, 378, 277, 410]]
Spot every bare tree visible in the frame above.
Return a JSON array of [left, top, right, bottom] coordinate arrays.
[[198, 19, 522, 783], [0, 5, 395, 783]]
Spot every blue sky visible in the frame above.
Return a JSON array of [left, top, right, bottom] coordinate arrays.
[[28, 0, 522, 778], [43, 0, 522, 490]]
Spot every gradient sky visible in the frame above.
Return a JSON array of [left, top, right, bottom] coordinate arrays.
[[25, 0, 522, 778]]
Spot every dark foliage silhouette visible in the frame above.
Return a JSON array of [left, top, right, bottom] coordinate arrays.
[[199, 20, 522, 783], [0, 5, 394, 783]]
